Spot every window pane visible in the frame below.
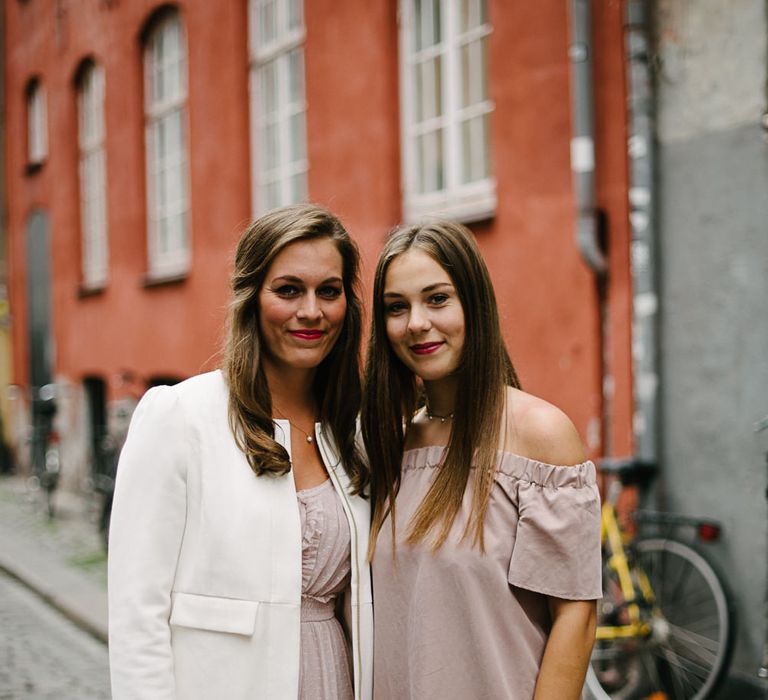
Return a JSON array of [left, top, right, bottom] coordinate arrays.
[[261, 124, 279, 170], [287, 49, 304, 105], [412, 0, 422, 51], [461, 37, 488, 108], [417, 57, 442, 121], [420, 0, 440, 48], [166, 156, 183, 210], [158, 216, 170, 255], [265, 180, 280, 210], [147, 14, 185, 107], [288, 0, 303, 31], [259, 0, 277, 44], [28, 84, 47, 162], [260, 61, 278, 117], [170, 110, 184, 159], [290, 172, 306, 202], [460, 114, 490, 183], [417, 128, 444, 193], [459, 0, 486, 32], [289, 112, 305, 163]]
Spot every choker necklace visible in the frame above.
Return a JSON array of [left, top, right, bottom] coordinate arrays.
[[425, 404, 455, 423], [274, 407, 316, 444]]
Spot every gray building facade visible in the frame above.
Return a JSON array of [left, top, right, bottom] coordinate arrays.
[[653, 0, 768, 692]]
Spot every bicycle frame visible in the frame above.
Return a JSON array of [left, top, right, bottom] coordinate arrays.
[[596, 500, 654, 641]]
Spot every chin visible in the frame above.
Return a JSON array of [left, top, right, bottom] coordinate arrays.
[[286, 351, 331, 370]]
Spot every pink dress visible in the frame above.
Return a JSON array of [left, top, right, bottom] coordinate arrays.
[[296, 479, 354, 700], [373, 446, 602, 699]]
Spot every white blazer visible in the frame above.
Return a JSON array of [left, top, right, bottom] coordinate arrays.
[[108, 370, 373, 700]]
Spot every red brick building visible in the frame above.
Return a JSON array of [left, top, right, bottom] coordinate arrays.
[[4, 0, 633, 484]]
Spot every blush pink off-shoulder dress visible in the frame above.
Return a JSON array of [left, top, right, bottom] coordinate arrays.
[[296, 479, 354, 700], [372, 446, 603, 700]]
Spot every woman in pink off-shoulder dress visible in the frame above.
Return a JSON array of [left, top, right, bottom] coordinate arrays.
[[362, 220, 602, 700]]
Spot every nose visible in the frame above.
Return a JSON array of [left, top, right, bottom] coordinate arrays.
[[296, 295, 322, 321], [407, 305, 431, 334]]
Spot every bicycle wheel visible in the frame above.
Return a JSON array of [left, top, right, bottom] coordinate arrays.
[[586, 537, 734, 700]]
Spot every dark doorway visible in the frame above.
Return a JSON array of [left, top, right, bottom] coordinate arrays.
[[83, 376, 108, 477], [26, 210, 54, 477]]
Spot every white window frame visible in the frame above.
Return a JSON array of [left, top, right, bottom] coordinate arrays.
[[143, 11, 191, 280], [399, 0, 496, 223], [248, 0, 308, 215], [78, 62, 109, 290], [27, 80, 48, 166]]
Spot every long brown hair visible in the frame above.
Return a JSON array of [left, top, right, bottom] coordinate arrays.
[[224, 204, 367, 494], [362, 220, 520, 552]]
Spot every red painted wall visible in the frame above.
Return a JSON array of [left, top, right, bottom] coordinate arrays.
[[5, 0, 632, 455]]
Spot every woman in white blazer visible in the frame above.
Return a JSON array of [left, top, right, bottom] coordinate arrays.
[[108, 205, 373, 700]]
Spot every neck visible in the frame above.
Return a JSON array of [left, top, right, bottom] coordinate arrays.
[[423, 375, 458, 417], [263, 359, 316, 415]]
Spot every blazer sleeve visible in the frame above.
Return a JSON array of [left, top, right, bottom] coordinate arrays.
[[108, 386, 190, 700]]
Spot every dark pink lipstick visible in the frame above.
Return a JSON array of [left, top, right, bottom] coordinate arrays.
[[410, 341, 444, 355], [290, 329, 324, 340]]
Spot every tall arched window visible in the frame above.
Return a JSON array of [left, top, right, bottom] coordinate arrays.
[[248, 0, 308, 214], [143, 8, 190, 279], [77, 61, 109, 289], [26, 77, 48, 167]]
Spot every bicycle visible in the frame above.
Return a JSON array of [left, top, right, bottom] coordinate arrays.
[[26, 383, 61, 519], [584, 458, 735, 700]]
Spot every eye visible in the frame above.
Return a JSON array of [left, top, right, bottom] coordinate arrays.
[[274, 284, 301, 297], [385, 301, 407, 315], [428, 293, 449, 305], [317, 285, 343, 300]]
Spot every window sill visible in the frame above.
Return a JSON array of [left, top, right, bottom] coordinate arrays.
[[402, 180, 497, 225], [25, 160, 45, 176], [78, 283, 107, 298], [142, 271, 188, 288]]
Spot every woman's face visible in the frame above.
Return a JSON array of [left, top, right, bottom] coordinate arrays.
[[258, 237, 347, 372], [382, 248, 465, 382]]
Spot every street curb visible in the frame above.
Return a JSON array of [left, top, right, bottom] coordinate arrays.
[[0, 557, 108, 644], [0, 479, 109, 646]]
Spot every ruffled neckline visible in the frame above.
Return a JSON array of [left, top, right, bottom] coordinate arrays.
[[402, 445, 596, 489]]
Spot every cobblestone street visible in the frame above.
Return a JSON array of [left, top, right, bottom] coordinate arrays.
[[0, 570, 110, 699]]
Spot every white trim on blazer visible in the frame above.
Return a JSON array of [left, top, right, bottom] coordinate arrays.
[[108, 370, 373, 700]]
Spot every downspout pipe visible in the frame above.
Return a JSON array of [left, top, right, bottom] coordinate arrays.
[[568, 0, 612, 458], [568, 0, 607, 278], [625, 0, 659, 466]]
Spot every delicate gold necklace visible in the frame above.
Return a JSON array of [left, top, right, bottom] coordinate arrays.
[[273, 406, 316, 444], [425, 402, 455, 424]]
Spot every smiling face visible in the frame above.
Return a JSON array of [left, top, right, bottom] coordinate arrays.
[[258, 237, 347, 373], [383, 248, 466, 382]]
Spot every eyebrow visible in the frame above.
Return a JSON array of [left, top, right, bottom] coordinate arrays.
[[271, 275, 343, 285], [383, 282, 453, 298]]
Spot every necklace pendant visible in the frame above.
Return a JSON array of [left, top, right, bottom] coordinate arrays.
[[306, 435, 314, 444]]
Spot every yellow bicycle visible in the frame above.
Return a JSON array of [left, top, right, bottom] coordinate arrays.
[[585, 458, 735, 700]]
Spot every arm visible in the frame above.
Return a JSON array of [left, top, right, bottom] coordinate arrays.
[[108, 387, 189, 700], [508, 390, 600, 699], [534, 598, 597, 700]]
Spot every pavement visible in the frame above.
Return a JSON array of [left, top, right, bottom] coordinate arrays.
[[0, 475, 108, 644]]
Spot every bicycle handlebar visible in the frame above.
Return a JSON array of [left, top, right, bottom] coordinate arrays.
[[598, 457, 657, 486]]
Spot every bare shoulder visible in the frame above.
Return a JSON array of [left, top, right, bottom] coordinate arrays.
[[502, 387, 587, 466]]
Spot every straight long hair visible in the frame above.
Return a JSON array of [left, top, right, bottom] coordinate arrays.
[[224, 204, 367, 494], [362, 221, 520, 553]]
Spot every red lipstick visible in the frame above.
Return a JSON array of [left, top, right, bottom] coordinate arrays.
[[290, 330, 324, 340], [410, 342, 444, 355]]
